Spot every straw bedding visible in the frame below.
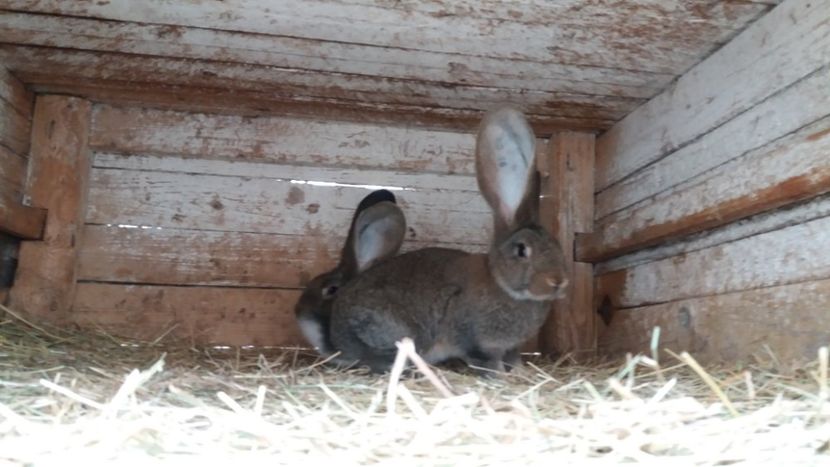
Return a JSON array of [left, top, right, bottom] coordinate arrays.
[[0, 304, 828, 466]]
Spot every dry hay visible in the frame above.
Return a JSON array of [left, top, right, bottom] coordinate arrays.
[[0, 305, 828, 466]]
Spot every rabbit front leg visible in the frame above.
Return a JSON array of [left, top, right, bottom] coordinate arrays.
[[463, 347, 506, 375]]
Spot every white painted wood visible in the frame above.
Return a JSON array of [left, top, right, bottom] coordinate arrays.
[[90, 105, 479, 175], [597, 193, 830, 275], [596, 67, 830, 219], [595, 0, 830, 191], [590, 117, 830, 256], [0, 12, 664, 99], [0, 0, 772, 74], [605, 215, 830, 308], [85, 162, 493, 246]]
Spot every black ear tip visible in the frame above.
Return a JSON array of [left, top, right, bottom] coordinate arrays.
[[357, 189, 397, 212]]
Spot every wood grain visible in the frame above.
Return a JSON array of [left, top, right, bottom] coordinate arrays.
[[0, 65, 32, 120], [0, 144, 25, 194], [0, 11, 663, 99], [10, 96, 92, 319], [0, 88, 30, 156], [72, 283, 305, 346], [20, 72, 612, 135], [595, 0, 830, 191], [595, 67, 830, 220], [0, 46, 619, 131], [91, 106, 478, 175], [595, 215, 830, 309], [0, 0, 771, 73], [85, 163, 492, 246], [598, 278, 830, 366], [538, 132, 596, 356], [579, 118, 830, 262], [597, 193, 830, 275]]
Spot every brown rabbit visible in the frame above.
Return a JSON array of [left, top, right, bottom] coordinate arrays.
[[329, 108, 568, 373], [294, 190, 406, 357]]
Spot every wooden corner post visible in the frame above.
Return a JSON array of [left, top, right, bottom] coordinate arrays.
[[10, 96, 92, 320], [537, 132, 596, 358]]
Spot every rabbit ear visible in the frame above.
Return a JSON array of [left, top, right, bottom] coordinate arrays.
[[352, 201, 406, 272], [475, 107, 537, 234], [339, 190, 397, 273]]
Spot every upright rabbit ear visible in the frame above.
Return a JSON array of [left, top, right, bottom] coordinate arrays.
[[352, 201, 406, 272], [475, 107, 537, 235], [339, 190, 397, 273]]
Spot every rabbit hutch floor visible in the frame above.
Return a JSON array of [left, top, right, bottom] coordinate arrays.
[[1, 304, 828, 466]]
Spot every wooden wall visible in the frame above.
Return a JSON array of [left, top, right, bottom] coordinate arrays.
[[0, 66, 42, 242], [581, 0, 830, 365], [67, 104, 493, 346]]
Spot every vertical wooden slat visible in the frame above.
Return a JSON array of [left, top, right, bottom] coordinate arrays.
[[10, 96, 92, 319], [538, 132, 596, 357]]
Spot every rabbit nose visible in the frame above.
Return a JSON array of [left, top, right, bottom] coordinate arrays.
[[545, 276, 568, 289]]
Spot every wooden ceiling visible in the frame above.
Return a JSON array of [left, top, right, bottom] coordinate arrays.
[[0, 0, 778, 135]]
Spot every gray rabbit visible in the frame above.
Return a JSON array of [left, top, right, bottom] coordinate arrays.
[[329, 108, 568, 373], [294, 189, 406, 357]]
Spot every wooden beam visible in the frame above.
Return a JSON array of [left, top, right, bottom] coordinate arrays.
[[595, 215, 830, 310], [0, 188, 46, 239], [578, 118, 830, 262], [22, 74, 612, 136], [72, 283, 304, 346], [595, 0, 830, 191], [10, 96, 92, 319], [598, 278, 830, 367], [537, 132, 596, 357]]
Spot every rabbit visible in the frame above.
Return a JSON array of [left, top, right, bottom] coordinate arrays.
[[294, 189, 407, 357], [329, 107, 568, 374]]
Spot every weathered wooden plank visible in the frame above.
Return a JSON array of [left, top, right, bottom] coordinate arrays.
[[0, 92, 30, 156], [22, 74, 613, 135], [0, 12, 664, 100], [0, 0, 771, 74], [10, 96, 91, 318], [0, 45, 630, 123], [92, 153, 480, 191], [537, 132, 596, 356], [86, 167, 492, 246], [598, 278, 830, 366], [72, 283, 304, 346], [77, 225, 479, 289], [595, 0, 830, 191], [579, 118, 830, 262], [595, 67, 830, 219], [595, 215, 830, 309], [0, 65, 32, 120], [0, 186, 46, 239], [0, 144, 25, 193], [597, 193, 830, 275], [91, 106, 478, 175]]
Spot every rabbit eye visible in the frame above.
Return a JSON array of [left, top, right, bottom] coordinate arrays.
[[323, 285, 339, 298], [514, 242, 531, 259]]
